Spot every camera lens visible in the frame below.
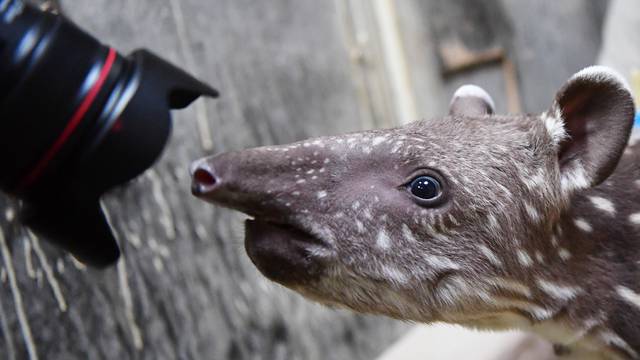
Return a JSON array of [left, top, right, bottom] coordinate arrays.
[[0, 0, 217, 266]]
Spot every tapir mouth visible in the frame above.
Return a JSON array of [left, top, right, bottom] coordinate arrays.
[[244, 218, 326, 286]]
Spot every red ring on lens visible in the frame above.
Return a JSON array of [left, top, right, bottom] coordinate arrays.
[[17, 48, 117, 191]]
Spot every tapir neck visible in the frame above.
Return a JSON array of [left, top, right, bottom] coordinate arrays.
[[543, 147, 640, 359]]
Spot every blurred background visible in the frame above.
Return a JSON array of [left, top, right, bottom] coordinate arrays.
[[1, 0, 639, 359]]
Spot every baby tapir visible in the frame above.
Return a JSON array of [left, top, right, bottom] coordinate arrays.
[[191, 66, 638, 359]]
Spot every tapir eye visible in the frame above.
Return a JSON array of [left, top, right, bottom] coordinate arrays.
[[409, 176, 441, 200]]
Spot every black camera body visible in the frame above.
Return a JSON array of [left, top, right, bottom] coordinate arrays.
[[0, 0, 218, 267]]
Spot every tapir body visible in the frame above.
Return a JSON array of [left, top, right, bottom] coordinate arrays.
[[192, 67, 638, 359]]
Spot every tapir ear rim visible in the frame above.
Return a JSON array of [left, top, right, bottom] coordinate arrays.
[[546, 66, 635, 194], [568, 65, 632, 94], [449, 84, 495, 116]]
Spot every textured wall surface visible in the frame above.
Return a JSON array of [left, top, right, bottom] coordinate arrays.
[[0, 1, 406, 359]]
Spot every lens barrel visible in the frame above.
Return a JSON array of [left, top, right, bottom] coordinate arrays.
[[0, 0, 218, 267]]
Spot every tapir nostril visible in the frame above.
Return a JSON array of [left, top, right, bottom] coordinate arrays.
[[194, 168, 217, 186]]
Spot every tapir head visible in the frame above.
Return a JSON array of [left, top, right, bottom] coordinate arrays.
[[191, 67, 634, 323]]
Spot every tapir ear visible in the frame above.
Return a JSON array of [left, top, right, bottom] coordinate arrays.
[[544, 66, 635, 193], [449, 84, 495, 116]]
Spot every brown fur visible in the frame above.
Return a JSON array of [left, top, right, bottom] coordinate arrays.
[[192, 67, 637, 359]]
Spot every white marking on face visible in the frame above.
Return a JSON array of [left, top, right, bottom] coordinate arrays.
[[588, 196, 616, 215], [574, 218, 593, 233], [486, 214, 499, 230], [516, 250, 533, 267], [401, 224, 417, 242], [629, 213, 640, 225], [487, 296, 554, 322], [488, 277, 532, 298], [381, 265, 409, 285], [550, 234, 559, 247], [478, 245, 503, 267], [424, 255, 460, 271], [558, 248, 571, 261], [372, 136, 386, 146], [307, 245, 332, 258], [524, 203, 540, 221], [599, 330, 638, 358], [317, 191, 327, 199], [535, 279, 582, 300], [616, 286, 640, 309], [376, 230, 391, 249]]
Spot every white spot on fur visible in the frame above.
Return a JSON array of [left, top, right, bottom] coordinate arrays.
[[296, 179, 306, 184], [616, 286, 640, 310], [486, 214, 499, 231], [523, 168, 547, 191], [558, 248, 572, 261], [629, 213, 640, 225], [561, 163, 590, 193], [381, 265, 409, 285], [355, 220, 365, 233], [376, 230, 391, 249], [534, 251, 545, 264], [292, 191, 300, 196], [488, 277, 532, 298], [307, 245, 332, 258], [574, 218, 593, 233], [401, 224, 417, 242], [599, 330, 638, 358], [551, 234, 559, 247], [540, 109, 568, 146], [536, 279, 582, 300], [372, 136, 386, 146], [317, 191, 327, 199], [424, 255, 460, 271], [516, 250, 533, 267], [478, 245, 503, 267], [588, 196, 616, 215], [524, 203, 540, 222]]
